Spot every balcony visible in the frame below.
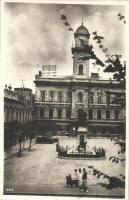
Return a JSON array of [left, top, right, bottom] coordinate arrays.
[[35, 100, 71, 106], [88, 102, 122, 107]]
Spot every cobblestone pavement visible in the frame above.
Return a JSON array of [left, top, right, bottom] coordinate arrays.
[[4, 137, 125, 196]]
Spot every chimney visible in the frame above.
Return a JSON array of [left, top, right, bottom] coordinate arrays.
[[39, 71, 41, 76]]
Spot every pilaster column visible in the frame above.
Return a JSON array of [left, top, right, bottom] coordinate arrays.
[[71, 90, 77, 119], [94, 108, 97, 119], [110, 109, 114, 120], [84, 90, 88, 113], [62, 108, 66, 119], [45, 107, 49, 118]]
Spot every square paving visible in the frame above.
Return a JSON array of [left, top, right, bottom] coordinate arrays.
[[4, 137, 125, 196]]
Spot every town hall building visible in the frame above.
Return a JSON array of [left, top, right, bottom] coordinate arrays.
[[34, 23, 125, 135]]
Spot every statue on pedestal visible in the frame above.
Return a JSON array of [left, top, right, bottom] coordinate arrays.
[[78, 134, 87, 151]]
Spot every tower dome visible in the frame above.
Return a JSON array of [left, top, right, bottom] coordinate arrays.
[[76, 23, 90, 37]]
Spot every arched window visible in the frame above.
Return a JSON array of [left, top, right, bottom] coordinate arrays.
[[58, 108, 62, 119], [98, 96, 101, 104], [40, 108, 44, 118], [78, 64, 83, 75], [66, 91, 71, 103], [49, 108, 53, 118], [106, 110, 110, 119], [88, 109, 93, 119], [97, 109, 101, 120], [78, 92, 83, 103], [90, 96, 93, 104], [66, 108, 71, 119], [50, 91, 54, 101], [114, 110, 119, 120]]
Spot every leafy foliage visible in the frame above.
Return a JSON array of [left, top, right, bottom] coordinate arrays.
[[92, 31, 126, 85], [117, 13, 126, 24], [87, 165, 125, 189], [109, 156, 125, 163], [110, 136, 125, 154]]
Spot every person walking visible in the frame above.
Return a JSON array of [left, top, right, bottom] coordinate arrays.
[[78, 168, 83, 190], [81, 168, 88, 192]]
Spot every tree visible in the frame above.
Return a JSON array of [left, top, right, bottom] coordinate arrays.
[[17, 125, 24, 157], [27, 121, 35, 151]]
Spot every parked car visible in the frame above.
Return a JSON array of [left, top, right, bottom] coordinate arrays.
[[52, 136, 59, 142], [36, 135, 58, 144], [36, 135, 53, 144]]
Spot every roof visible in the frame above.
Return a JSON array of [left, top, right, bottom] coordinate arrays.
[[14, 87, 32, 92], [76, 23, 89, 35]]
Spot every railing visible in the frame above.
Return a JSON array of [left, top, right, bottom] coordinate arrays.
[[35, 100, 71, 105], [88, 102, 121, 106]]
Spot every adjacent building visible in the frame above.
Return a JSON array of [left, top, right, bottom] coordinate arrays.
[[4, 84, 34, 148]]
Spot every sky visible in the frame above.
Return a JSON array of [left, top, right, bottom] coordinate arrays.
[[2, 2, 126, 92]]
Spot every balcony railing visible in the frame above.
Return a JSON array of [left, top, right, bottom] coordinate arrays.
[[35, 100, 71, 105], [88, 102, 122, 106]]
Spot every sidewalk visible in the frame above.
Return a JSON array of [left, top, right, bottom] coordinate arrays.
[[4, 184, 125, 197], [4, 138, 36, 160]]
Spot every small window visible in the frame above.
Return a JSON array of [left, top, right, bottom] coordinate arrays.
[[106, 110, 110, 119], [78, 64, 83, 75], [78, 92, 83, 103]]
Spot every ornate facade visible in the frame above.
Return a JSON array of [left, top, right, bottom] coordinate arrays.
[[34, 23, 125, 134]]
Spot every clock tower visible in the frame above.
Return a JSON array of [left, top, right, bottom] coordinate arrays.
[[72, 23, 90, 79]]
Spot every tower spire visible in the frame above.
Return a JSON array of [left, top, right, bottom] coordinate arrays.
[[21, 80, 24, 88], [82, 18, 83, 26]]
